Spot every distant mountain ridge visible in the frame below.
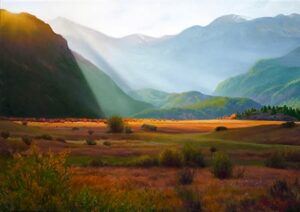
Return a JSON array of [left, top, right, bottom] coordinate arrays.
[[130, 89, 261, 119], [0, 10, 102, 118], [50, 13, 300, 93], [214, 47, 300, 108], [133, 97, 261, 120]]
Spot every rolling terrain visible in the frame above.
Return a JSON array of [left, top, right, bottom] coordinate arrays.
[[215, 47, 300, 108]]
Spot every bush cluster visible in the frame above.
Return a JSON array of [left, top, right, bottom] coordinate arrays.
[[265, 152, 286, 169], [86, 139, 96, 145], [103, 141, 111, 146], [134, 155, 158, 167], [89, 159, 105, 167], [158, 145, 206, 168], [211, 152, 233, 179], [141, 124, 157, 132], [281, 121, 296, 128], [182, 144, 205, 167], [159, 149, 183, 167], [177, 168, 195, 185], [215, 126, 228, 132], [107, 116, 125, 133], [22, 136, 32, 146], [176, 187, 202, 212], [36, 134, 53, 140], [1, 131, 10, 139]]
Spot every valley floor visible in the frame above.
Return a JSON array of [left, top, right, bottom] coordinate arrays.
[[0, 119, 299, 211]]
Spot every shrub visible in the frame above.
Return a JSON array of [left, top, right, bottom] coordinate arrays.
[[56, 138, 66, 143], [72, 127, 79, 131], [282, 121, 296, 128], [284, 150, 300, 162], [22, 136, 32, 146], [36, 134, 53, 140], [159, 149, 183, 167], [89, 159, 105, 167], [215, 126, 228, 132], [86, 139, 96, 145], [107, 116, 124, 133], [88, 130, 94, 136], [210, 146, 217, 155], [0, 146, 71, 211], [0, 146, 102, 211], [22, 121, 28, 126], [181, 144, 205, 167], [177, 168, 195, 185], [134, 155, 158, 167], [269, 180, 291, 199], [211, 152, 233, 179], [176, 187, 202, 212], [124, 126, 133, 134], [103, 141, 111, 146], [1, 131, 10, 139], [265, 152, 286, 169], [141, 124, 157, 132], [266, 179, 300, 211]]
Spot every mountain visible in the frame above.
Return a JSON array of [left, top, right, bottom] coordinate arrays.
[[50, 14, 300, 93], [214, 47, 300, 108], [74, 53, 152, 116], [133, 97, 261, 120], [161, 91, 212, 109], [129, 89, 212, 108], [0, 10, 102, 118], [128, 88, 171, 107]]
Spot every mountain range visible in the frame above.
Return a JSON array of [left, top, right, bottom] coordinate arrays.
[[130, 89, 261, 119], [215, 47, 300, 108], [133, 96, 261, 120], [1, 9, 298, 119], [50, 14, 300, 93]]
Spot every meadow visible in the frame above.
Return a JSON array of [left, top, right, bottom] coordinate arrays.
[[0, 118, 299, 211]]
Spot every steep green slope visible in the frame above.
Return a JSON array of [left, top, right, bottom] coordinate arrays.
[[75, 54, 152, 117], [161, 91, 212, 109], [215, 47, 300, 108], [133, 97, 261, 119], [129, 89, 212, 109], [128, 88, 171, 107], [0, 10, 102, 118]]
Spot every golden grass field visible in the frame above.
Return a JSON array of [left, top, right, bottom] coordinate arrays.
[[1, 119, 300, 211]]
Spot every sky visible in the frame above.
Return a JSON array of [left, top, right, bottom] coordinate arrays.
[[2, 0, 300, 37]]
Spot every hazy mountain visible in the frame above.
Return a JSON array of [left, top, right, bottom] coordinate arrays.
[[129, 89, 212, 108], [214, 47, 300, 108], [133, 97, 261, 120], [161, 91, 212, 109], [128, 88, 171, 107], [0, 10, 102, 118], [74, 53, 153, 117], [50, 14, 300, 93]]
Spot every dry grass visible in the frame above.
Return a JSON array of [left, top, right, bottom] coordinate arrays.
[[14, 119, 288, 133], [71, 166, 300, 211]]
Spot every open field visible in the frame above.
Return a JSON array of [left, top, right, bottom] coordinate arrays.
[[0, 119, 300, 211]]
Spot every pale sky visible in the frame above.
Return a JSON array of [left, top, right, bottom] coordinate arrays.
[[2, 0, 300, 37]]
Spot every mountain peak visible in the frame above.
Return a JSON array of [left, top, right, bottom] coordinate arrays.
[[209, 14, 247, 26], [120, 34, 157, 44]]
